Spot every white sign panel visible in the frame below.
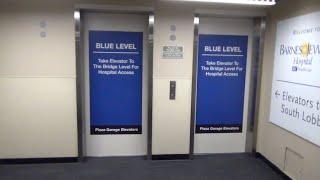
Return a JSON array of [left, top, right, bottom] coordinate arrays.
[[270, 11, 320, 146], [162, 45, 184, 59]]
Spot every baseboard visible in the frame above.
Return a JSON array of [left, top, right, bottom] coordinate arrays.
[[152, 154, 189, 160], [255, 152, 292, 180], [0, 157, 78, 164]]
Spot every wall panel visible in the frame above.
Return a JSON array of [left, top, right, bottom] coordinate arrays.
[[0, 78, 78, 158], [257, 0, 320, 179]]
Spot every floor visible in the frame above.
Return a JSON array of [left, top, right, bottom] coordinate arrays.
[[0, 153, 285, 180]]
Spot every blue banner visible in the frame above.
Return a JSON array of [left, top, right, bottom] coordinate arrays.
[[196, 35, 248, 133], [89, 31, 143, 135]]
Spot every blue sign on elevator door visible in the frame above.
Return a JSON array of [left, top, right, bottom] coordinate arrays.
[[196, 35, 248, 133], [89, 31, 143, 135]]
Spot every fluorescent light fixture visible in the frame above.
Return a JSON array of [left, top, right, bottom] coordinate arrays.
[[149, 15, 155, 24], [194, 17, 200, 24], [74, 11, 80, 19], [163, 0, 276, 6]]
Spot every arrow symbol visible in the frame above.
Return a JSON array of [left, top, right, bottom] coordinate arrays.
[[275, 90, 280, 98]]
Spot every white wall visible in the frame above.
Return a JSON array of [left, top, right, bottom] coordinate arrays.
[[257, 0, 320, 179], [0, 0, 267, 159], [0, 2, 78, 158], [152, 5, 194, 155], [0, 0, 154, 159]]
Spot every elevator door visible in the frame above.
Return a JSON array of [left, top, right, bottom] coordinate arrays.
[[194, 17, 254, 154], [83, 12, 149, 156]]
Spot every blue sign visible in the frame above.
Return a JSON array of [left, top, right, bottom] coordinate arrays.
[[196, 35, 248, 133], [89, 31, 143, 134]]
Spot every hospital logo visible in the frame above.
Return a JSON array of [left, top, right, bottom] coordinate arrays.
[[280, 41, 318, 73], [301, 42, 310, 57]]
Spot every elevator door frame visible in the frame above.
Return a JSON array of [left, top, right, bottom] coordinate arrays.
[[74, 5, 154, 160], [190, 14, 266, 156]]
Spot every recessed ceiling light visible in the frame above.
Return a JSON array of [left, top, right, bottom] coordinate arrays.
[[163, 0, 276, 6]]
